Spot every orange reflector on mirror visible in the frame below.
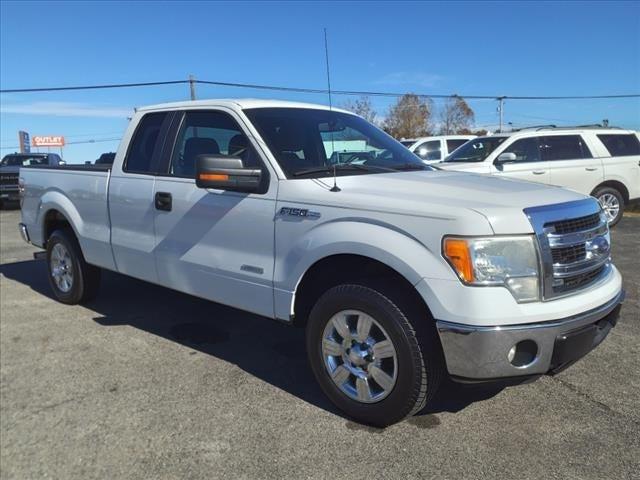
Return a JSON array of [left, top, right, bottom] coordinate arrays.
[[199, 173, 229, 182], [443, 238, 474, 283]]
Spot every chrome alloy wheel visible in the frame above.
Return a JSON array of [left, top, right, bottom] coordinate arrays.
[[321, 310, 398, 403], [598, 193, 620, 224], [50, 243, 74, 293]]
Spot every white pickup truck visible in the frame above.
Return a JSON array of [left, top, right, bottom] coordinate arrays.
[[19, 99, 625, 427]]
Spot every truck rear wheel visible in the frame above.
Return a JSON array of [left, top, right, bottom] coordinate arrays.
[[306, 284, 444, 427], [46, 229, 101, 304]]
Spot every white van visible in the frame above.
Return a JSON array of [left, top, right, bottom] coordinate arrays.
[[438, 127, 640, 225]]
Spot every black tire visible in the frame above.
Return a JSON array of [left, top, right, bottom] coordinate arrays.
[[306, 284, 444, 427], [46, 229, 101, 304], [593, 186, 625, 227]]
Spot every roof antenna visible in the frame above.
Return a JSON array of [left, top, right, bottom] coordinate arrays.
[[324, 27, 341, 193]]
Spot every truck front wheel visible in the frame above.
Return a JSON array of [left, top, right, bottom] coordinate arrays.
[[46, 229, 101, 304], [306, 284, 444, 427]]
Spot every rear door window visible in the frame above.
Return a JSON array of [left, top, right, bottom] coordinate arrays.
[[540, 135, 592, 161], [597, 134, 640, 157], [124, 112, 170, 174]]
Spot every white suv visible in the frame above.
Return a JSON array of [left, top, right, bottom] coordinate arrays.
[[401, 135, 476, 163], [438, 127, 640, 225]]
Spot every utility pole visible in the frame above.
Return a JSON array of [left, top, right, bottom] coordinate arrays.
[[497, 96, 505, 132], [189, 74, 196, 100]]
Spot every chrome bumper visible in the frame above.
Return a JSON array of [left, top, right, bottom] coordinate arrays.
[[436, 289, 625, 381], [18, 223, 30, 244]]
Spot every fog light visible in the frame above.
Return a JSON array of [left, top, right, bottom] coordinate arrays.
[[507, 340, 538, 368]]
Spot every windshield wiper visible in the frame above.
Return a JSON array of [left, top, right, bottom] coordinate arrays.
[[392, 163, 429, 171], [292, 164, 394, 177]]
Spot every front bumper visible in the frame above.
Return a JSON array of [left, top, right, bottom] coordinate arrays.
[[436, 289, 624, 381], [18, 222, 30, 244]]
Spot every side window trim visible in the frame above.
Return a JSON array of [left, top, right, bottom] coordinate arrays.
[[155, 111, 184, 175], [579, 134, 593, 159]]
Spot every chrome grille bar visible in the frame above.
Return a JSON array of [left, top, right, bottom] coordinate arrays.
[[524, 198, 610, 300]]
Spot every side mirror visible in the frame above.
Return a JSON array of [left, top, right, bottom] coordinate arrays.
[[495, 152, 517, 164], [195, 155, 262, 193]]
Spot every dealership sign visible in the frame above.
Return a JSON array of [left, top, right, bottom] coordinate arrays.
[[32, 136, 65, 147]]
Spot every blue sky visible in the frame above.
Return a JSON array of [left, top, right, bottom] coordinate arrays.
[[1, 0, 639, 163]]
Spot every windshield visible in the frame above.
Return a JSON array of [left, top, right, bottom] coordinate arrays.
[[444, 137, 508, 162], [244, 108, 430, 178], [1, 155, 48, 166]]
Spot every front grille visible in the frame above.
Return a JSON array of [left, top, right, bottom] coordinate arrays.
[[552, 244, 586, 264], [0, 174, 19, 186], [547, 213, 600, 234], [553, 265, 606, 294], [525, 200, 610, 300]]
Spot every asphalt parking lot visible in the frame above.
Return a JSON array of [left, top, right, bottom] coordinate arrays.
[[0, 208, 638, 479]]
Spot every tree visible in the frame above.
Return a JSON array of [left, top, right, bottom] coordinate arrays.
[[383, 94, 433, 139], [458, 128, 488, 136], [341, 96, 377, 124], [439, 96, 475, 134]]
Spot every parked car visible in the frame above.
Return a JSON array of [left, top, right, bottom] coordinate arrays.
[[19, 100, 624, 426], [400, 135, 476, 163], [437, 127, 640, 226], [0, 153, 64, 206]]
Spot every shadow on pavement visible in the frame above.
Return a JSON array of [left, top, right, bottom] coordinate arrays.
[[0, 258, 504, 422]]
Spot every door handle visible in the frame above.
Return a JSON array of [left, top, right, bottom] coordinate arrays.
[[585, 167, 598, 171], [532, 170, 546, 175], [155, 192, 172, 211]]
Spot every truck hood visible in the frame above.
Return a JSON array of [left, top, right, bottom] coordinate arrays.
[[280, 170, 590, 234], [0, 166, 21, 174]]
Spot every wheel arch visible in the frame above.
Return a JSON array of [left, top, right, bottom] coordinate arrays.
[[38, 191, 84, 246], [42, 209, 77, 245], [291, 253, 434, 327], [592, 180, 630, 204]]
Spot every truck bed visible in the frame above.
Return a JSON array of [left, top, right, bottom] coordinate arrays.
[[20, 166, 116, 271]]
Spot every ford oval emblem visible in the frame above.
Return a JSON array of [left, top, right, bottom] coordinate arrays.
[[586, 236, 610, 257]]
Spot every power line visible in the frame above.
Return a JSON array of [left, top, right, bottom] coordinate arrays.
[[0, 80, 187, 93], [1, 77, 638, 100]]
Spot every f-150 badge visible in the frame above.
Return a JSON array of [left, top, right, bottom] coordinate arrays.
[[279, 207, 321, 218]]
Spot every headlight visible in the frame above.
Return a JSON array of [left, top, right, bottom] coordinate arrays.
[[443, 236, 540, 303]]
